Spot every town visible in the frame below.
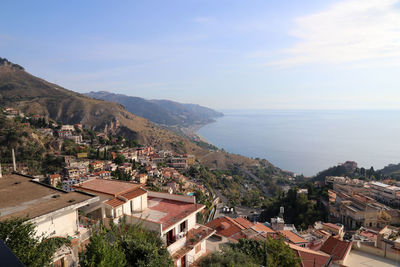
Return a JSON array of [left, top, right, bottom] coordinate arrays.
[[2, 107, 400, 266]]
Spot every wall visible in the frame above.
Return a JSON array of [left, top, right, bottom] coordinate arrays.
[[124, 214, 162, 233], [352, 242, 400, 262], [34, 209, 77, 238], [148, 191, 195, 203]]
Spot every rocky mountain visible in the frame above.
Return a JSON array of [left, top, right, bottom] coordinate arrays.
[[85, 91, 223, 127], [0, 57, 262, 169]]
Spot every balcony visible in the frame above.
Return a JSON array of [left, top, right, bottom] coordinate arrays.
[[170, 224, 215, 261]]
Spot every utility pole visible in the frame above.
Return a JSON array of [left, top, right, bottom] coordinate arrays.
[[12, 148, 16, 172]]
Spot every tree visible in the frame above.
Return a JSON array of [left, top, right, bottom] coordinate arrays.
[[229, 238, 300, 267], [80, 229, 126, 267], [115, 154, 126, 166], [80, 222, 173, 267], [0, 217, 68, 267], [199, 247, 258, 267], [200, 238, 299, 267]]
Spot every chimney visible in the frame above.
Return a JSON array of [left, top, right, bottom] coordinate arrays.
[[12, 148, 16, 172]]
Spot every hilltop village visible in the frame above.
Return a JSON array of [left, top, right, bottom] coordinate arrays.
[[2, 107, 400, 267]]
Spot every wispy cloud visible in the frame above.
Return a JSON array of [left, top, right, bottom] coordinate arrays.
[[272, 0, 400, 66]]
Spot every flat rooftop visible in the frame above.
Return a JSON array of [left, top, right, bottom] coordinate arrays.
[[131, 197, 204, 231], [0, 174, 97, 220], [73, 178, 141, 197]]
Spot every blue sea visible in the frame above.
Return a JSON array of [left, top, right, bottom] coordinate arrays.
[[198, 110, 400, 176]]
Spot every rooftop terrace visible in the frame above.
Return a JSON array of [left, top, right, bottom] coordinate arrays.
[[131, 196, 204, 231], [0, 174, 98, 220]]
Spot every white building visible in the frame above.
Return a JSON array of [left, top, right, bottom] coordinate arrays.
[[0, 174, 99, 266], [369, 181, 400, 205], [74, 179, 215, 266]]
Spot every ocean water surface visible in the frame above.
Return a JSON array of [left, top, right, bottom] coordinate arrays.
[[198, 110, 400, 176]]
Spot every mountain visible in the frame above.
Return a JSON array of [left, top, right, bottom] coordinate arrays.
[[84, 91, 223, 127], [0, 57, 260, 169]]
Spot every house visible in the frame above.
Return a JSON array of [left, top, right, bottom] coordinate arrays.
[[66, 135, 83, 143], [319, 236, 352, 265], [321, 222, 344, 239], [61, 125, 75, 131], [0, 174, 99, 266], [135, 173, 148, 184], [47, 173, 61, 187], [90, 161, 104, 172], [73, 179, 214, 266], [279, 230, 308, 247], [288, 243, 330, 267]]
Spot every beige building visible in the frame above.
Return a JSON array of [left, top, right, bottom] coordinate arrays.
[[0, 174, 99, 266]]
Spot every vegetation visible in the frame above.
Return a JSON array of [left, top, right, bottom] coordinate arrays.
[[199, 238, 299, 267], [260, 186, 328, 229], [0, 217, 68, 267], [80, 222, 173, 267]]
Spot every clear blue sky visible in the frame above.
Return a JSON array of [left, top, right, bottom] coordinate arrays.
[[2, 0, 400, 109]]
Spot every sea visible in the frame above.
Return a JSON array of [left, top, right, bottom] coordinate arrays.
[[198, 110, 400, 176]]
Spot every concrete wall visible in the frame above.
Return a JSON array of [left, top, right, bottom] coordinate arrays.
[[34, 209, 78, 238], [148, 191, 195, 203], [124, 215, 162, 233], [352, 242, 400, 262]]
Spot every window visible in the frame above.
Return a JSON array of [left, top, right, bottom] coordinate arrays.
[[180, 220, 187, 233]]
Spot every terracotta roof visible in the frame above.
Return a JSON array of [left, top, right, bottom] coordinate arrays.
[[206, 216, 244, 239], [289, 243, 330, 267], [104, 198, 125, 207], [73, 179, 141, 197], [322, 223, 342, 231], [121, 188, 147, 200], [49, 174, 61, 179], [234, 217, 254, 229], [132, 197, 204, 231], [320, 236, 352, 261], [252, 223, 275, 234], [279, 230, 308, 244]]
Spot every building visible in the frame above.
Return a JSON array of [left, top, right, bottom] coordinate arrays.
[[279, 230, 308, 247], [61, 125, 75, 131], [73, 179, 214, 266], [320, 236, 352, 265], [0, 174, 99, 266], [47, 173, 61, 187], [369, 181, 400, 206]]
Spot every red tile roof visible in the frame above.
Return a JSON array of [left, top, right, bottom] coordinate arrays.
[[279, 230, 308, 244], [322, 223, 342, 231], [104, 198, 125, 207], [320, 236, 352, 261], [121, 188, 147, 200], [145, 197, 204, 231], [252, 223, 275, 234], [206, 216, 245, 239], [289, 243, 330, 267], [234, 217, 254, 229]]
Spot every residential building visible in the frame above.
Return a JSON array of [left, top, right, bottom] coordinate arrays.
[[0, 174, 99, 266], [61, 125, 75, 131], [320, 236, 352, 265], [73, 179, 214, 266]]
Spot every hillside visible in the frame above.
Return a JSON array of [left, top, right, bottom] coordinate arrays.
[[85, 91, 223, 127], [0, 57, 265, 170]]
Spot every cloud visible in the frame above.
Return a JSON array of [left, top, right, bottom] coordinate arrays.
[[272, 0, 400, 66]]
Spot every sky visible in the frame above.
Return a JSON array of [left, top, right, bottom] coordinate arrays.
[[1, 0, 400, 110]]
